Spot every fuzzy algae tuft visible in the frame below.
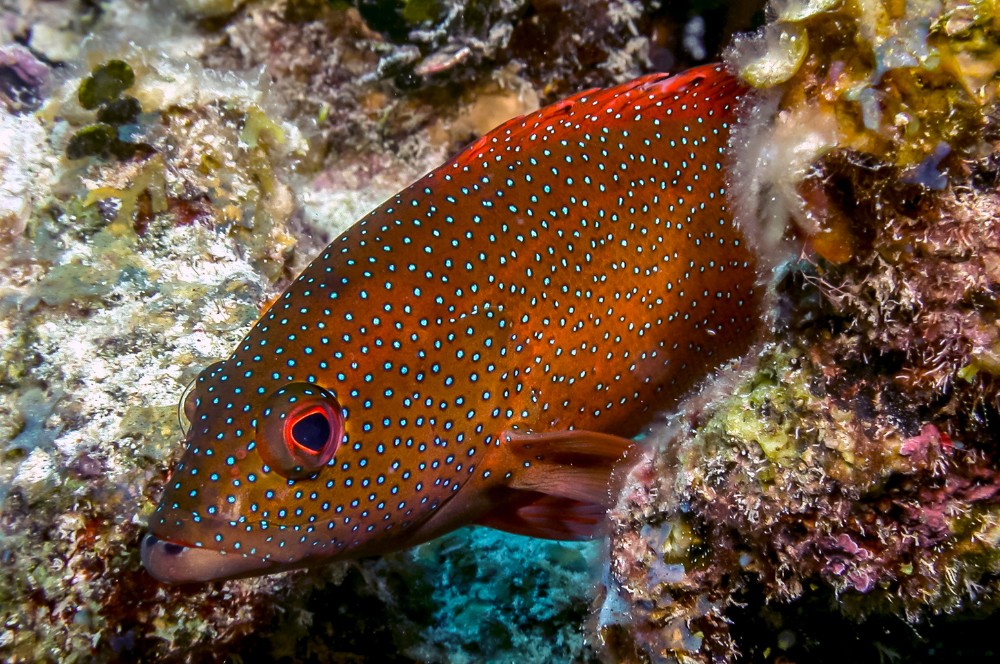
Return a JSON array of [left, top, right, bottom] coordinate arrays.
[[602, 1, 1000, 662]]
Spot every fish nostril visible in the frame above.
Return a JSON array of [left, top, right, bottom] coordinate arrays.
[[163, 542, 186, 556]]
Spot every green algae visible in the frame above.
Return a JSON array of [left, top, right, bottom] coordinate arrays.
[[65, 123, 119, 160], [401, 0, 443, 24], [0, 323, 37, 389], [95, 95, 141, 125], [82, 155, 168, 231], [958, 342, 1000, 380], [66, 59, 156, 164], [37, 261, 118, 305], [738, 22, 810, 87], [116, 406, 181, 460], [239, 104, 285, 149], [715, 348, 813, 465], [78, 60, 135, 110]]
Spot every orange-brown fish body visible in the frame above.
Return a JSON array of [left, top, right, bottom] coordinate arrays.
[[142, 65, 760, 583]]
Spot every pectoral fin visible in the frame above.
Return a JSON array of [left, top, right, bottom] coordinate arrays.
[[476, 429, 635, 540], [478, 494, 607, 540]]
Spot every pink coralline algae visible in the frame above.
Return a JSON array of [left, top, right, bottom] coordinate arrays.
[[0, 45, 49, 113]]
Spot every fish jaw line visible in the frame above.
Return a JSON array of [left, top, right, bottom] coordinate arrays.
[[140, 532, 290, 583], [143, 508, 348, 579], [141, 512, 353, 582], [140, 491, 465, 583]]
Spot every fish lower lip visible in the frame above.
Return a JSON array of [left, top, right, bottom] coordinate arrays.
[[141, 533, 276, 584]]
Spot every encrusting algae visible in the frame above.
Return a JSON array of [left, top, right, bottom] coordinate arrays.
[[2, 0, 1000, 662]]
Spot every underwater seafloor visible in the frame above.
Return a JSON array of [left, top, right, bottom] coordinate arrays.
[[1, 0, 1000, 662]]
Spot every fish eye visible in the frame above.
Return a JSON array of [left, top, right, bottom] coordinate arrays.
[[288, 407, 333, 453], [257, 383, 344, 480]]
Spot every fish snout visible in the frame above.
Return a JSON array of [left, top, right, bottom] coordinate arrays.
[[141, 532, 274, 583]]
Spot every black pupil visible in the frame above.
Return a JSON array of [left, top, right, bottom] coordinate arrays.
[[292, 412, 331, 452]]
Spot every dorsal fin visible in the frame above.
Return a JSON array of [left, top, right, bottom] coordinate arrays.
[[443, 64, 743, 176]]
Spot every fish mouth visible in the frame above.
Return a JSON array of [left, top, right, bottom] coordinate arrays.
[[141, 533, 282, 584]]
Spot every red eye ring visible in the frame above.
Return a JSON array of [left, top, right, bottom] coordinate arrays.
[[257, 383, 345, 479], [283, 403, 340, 460]]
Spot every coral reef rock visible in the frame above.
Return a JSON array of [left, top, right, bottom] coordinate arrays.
[[602, 1, 1000, 662]]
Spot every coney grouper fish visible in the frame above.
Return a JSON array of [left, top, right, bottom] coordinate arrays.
[[142, 64, 761, 583]]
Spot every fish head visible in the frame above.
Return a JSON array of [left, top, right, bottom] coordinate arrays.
[[141, 326, 461, 583], [142, 355, 344, 581]]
